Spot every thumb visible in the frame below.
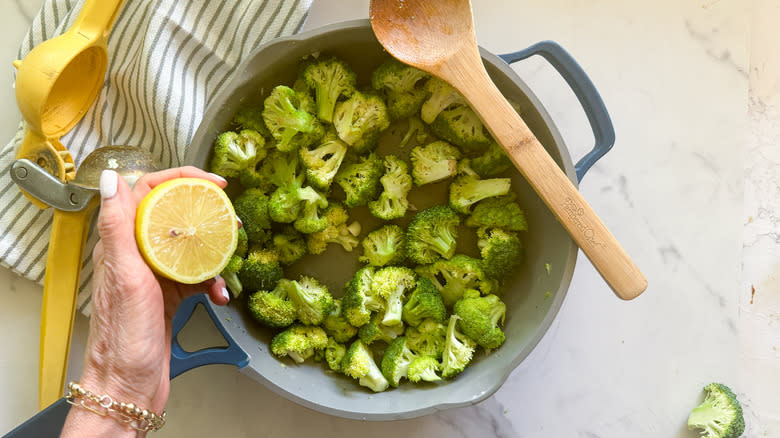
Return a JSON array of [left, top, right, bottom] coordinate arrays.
[[96, 170, 138, 258]]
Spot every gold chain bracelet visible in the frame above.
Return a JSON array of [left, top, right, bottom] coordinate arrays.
[[65, 381, 166, 432]]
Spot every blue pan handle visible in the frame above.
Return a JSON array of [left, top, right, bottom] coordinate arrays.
[[499, 41, 616, 182], [169, 294, 249, 379]]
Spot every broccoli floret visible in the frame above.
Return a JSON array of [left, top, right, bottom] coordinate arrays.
[[293, 187, 329, 234], [358, 311, 405, 345], [270, 324, 328, 363], [431, 105, 492, 153], [322, 299, 358, 343], [285, 276, 335, 326], [367, 155, 412, 220], [238, 163, 275, 193], [209, 130, 265, 178], [410, 141, 461, 186], [301, 57, 357, 123], [324, 337, 347, 373], [292, 78, 317, 115], [402, 277, 446, 327], [420, 77, 467, 124], [232, 188, 272, 244], [231, 107, 270, 137], [380, 336, 418, 387], [405, 205, 460, 265], [220, 255, 244, 298], [332, 90, 390, 153], [247, 282, 297, 328], [407, 356, 442, 383], [415, 254, 498, 307], [235, 227, 248, 258], [264, 150, 299, 188], [264, 152, 328, 231], [262, 85, 324, 152], [307, 203, 360, 254], [371, 59, 429, 120], [299, 130, 348, 191], [405, 318, 447, 359], [441, 315, 476, 378], [472, 141, 513, 177], [359, 224, 406, 267], [398, 116, 433, 150], [372, 266, 417, 327], [477, 227, 523, 281], [449, 160, 512, 214], [342, 266, 384, 327], [453, 289, 506, 349], [238, 248, 283, 292], [341, 340, 389, 392], [334, 153, 384, 208], [465, 195, 528, 231], [687, 383, 745, 438], [272, 226, 307, 265]]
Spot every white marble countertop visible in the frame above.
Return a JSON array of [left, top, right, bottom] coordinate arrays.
[[1, 0, 777, 437]]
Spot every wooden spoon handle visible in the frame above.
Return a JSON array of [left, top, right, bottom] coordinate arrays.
[[457, 68, 647, 300]]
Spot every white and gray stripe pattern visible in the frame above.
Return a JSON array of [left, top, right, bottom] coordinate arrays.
[[0, 0, 313, 315]]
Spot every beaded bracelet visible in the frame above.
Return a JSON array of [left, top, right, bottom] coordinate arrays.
[[65, 381, 166, 432]]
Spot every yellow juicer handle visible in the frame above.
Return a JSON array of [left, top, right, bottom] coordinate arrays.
[[70, 0, 126, 43], [38, 203, 97, 409]]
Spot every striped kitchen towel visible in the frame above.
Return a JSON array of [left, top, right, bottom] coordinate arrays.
[[0, 0, 313, 315]]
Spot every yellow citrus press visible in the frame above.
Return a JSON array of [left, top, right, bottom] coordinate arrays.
[[12, 0, 126, 410]]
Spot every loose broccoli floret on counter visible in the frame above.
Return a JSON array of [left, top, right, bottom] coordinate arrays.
[[299, 130, 348, 191], [292, 78, 317, 115], [272, 226, 307, 265], [235, 227, 248, 258], [322, 299, 358, 343], [372, 266, 417, 327], [324, 337, 347, 373], [416, 254, 498, 307], [687, 383, 745, 438], [402, 277, 446, 327], [420, 77, 467, 124], [332, 90, 390, 153], [441, 315, 476, 378], [405, 318, 447, 359], [358, 311, 405, 345], [334, 153, 384, 208], [286, 276, 335, 326], [367, 155, 412, 220], [405, 205, 460, 265], [449, 160, 512, 214], [371, 58, 430, 120], [262, 85, 324, 152], [301, 57, 357, 123], [247, 281, 297, 328], [238, 248, 283, 292], [342, 266, 384, 327], [410, 141, 461, 186], [231, 107, 271, 137], [472, 141, 513, 177], [453, 289, 506, 349], [209, 129, 266, 178], [341, 340, 389, 392], [359, 224, 406, 267], [477, 227, 524, 281], [306, 203, 361, 254], [380, 336, 418, 387], [431, 105, 492, 153], [232, 188, 272, 244], [465, 195, 528, 231], [220, 255, 244, 298], [270, 324, 328, 363], [407, 356, 442, 383]]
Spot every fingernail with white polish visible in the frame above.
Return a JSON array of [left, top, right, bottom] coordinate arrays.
[[236, 216, 243, 229], [209, 173, 227, 184], [99, 170, 118, 200], [221, 287, 230, 302]]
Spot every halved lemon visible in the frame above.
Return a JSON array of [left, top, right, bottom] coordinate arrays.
[[135, 178, 238, 284]]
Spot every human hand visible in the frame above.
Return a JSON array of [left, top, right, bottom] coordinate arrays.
[[62, 167, 232, 436]]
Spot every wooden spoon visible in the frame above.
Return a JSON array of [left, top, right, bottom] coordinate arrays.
[[370, 0, 647, 300]]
